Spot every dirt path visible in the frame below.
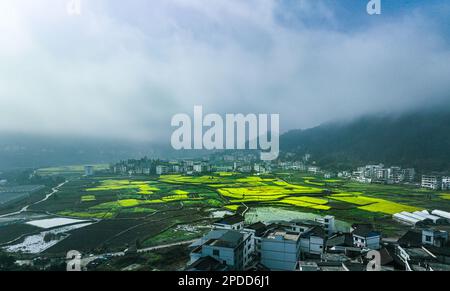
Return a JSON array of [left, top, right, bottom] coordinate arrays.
[[0, 181, 68, 218]]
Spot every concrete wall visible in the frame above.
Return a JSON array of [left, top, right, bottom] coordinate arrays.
[[260, 239, 300, 271]]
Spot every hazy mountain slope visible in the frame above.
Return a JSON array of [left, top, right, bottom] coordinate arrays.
[[280, 110, 450, 172]]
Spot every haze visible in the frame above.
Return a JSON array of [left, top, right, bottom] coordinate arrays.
[[1, 0, 450, 143]]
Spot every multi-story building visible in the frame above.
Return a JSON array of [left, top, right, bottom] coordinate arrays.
[[193, 164, 203, 173], [242, 222, 269, 260], [402, 168, 416, 182], [316, 215, 335, 236], [351, 224, 381, 250], [299, 227, 326, 257], [422, 229, 448, 248], [387, 166, 402, 184], [213, 215, 245, 231], [260, 226, 301, 271], [353, 164, 415, 184], [308, 166, 320, 174], [156, 165, 169, 175], [364, 164, 384, 179], [190, 230, 246, 271], [421, 175, 441, 190], [442, 176, 450, 190], [84, 165, 94, 176]]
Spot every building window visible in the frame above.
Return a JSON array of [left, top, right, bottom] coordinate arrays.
[[213, 249, 220, 257], [426, 236, 432, 242]]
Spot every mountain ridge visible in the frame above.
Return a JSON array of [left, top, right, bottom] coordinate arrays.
[[280, 109, 450, 172]]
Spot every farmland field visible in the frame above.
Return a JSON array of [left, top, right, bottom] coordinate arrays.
[[3, 170, 450, 256]]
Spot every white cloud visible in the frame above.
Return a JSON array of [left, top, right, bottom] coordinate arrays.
[[0, 0, 449, 142]]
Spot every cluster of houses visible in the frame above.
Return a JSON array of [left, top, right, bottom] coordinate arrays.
[[110, 154, 323, 177], [186, 212, 450, 271], [111, 158, 213, 176], [351, 164, 416, 184], [421, 175, 450, 190]]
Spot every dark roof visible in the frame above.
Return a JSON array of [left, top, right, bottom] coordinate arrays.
[[326, 233, 353, 247], [301, 226, 327, 239], [215, 214, 244, 225], [404, 248, 433, 260], [187, 256, 229, 271], [352, 225, 380, 238], [290, 219, 322, 227], [208, 230, 243, 248], [424, 245, 450, 257], [245, 222, 268, 236], [343, 262, 366, 271], [189, 229, 228, 248], [397, 230, 422, 248], [321, 253, 351, 263]]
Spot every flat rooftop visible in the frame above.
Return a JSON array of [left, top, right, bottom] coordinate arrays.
[[264, 228, 300, 241]]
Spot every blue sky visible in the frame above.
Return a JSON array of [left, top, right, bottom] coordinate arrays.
[[0, 0, 449, 141]]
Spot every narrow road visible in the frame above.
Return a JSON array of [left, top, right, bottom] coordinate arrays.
[[0, 181, 68, 218], [137, 239, 197, 253]]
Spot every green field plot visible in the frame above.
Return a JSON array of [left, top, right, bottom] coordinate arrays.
[[278, 197, 331, 210], [160, 174, 275, 186], [36, 164, 109, 176], [218, 184, 322, 199], [440, 194, 450, 200], [141, 226, 207, 248], [40, 176, 227, 220], [81, 195, 96, 202], [303, 179, 326, 186], [224, 204, 241, 211], [328, 194, 421, 214], [86, 180, 160, 195], [59, 210, 115, 219], [22, 170, 447, 251], [159, 175, 225, 185]]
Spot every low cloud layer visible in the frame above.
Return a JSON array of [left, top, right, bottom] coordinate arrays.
[[1, 0, 450, 143]]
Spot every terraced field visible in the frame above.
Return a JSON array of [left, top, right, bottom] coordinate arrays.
[[5, 170, 449, 255], [327, 193, 421, 214]]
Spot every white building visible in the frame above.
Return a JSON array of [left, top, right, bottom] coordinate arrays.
[[242, 222, 268, 268], [84, 165, 94, 176], [193, 164, 203, 173], [260, 227, 301, 271], [442, 176, 450, 190], [422, 229, 448, 247], [190, 230, 246, 271], [300, 227, 326, 256], [315, 215, 335, 236], [156, 165, 169, 175], [351, 225, 381, 250], [213, 215, 245, 231], [422, 175, 440, 190], [308, 166, 320, 174]]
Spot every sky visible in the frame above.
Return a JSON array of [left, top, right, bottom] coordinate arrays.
[[1, 0, 450, 143]]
